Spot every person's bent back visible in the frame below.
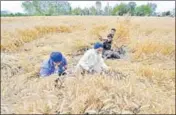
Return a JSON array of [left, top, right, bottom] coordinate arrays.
[[40, 52, 67, 77], [76, 42, 109, 75]]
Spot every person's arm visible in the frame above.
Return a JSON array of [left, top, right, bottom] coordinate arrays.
[[39, 60, 52, 77], [58, 57, 68, 74], [40, 67, 50, 77], [63, 57, 67, 70], [79, 50, 94, 71], [80, 62, 90, 71], [100, 33, 113, 42], [64, 65, 67, 70], [99, 36, 108, 41], [107, 38, 112, 42]]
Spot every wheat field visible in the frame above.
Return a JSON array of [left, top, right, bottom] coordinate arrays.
[[1, 16, 175, 114]]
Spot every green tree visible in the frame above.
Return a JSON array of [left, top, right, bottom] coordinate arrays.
[[56, 2, 72, 15], [96, 1, 102, 15], [21, 1, 71, 16], [82, 8, 89, 15], [89, 6, 97, 15], [147, 3, 157, 16], [162, 11, 171, 16], [46, 2, 56, 16], [72, 7, 82, 15], [112, 3, 129, 16], [32, 1, 44, 15], [135, 5, 152, 16], [166, 11, 171, 16], [104, 2, 113, 15], [112, 4, 118, 15], [22, 1, 35, 15], [128, 2, 136, 16]]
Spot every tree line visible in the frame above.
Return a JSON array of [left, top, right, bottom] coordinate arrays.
[[1, 1, 175, 17]]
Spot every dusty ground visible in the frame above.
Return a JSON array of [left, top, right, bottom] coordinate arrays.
[[1, 16, 175, 114]]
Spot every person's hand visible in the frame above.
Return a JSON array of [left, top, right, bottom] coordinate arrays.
[[102, 66, 109, 74], [99, 36, 103, 41], [63, 66, 67, 71], [88, 69, 93, 74], [105, 66, 110, 72]]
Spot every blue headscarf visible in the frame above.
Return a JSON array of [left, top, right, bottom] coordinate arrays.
[[94, 42, 103, 49], [50, 52, 63, 63]]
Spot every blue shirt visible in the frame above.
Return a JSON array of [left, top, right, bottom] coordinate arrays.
[[40, 56, 67, 77]]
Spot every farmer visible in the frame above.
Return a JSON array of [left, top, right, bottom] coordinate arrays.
[[76, 42, 109, 74], [40, 52, 67, 77], [99, 28, 116, 50], [99, 28, 124, 59]]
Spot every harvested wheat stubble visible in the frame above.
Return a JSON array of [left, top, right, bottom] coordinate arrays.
[[1, 53, 23, 78], [54, 74, 149, 114], [1, 16, 175, 114], [1, 25, 72, 52]]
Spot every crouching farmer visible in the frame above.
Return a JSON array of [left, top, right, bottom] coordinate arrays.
[[76, 42, 109, 75], [40, 52, 67, 77]]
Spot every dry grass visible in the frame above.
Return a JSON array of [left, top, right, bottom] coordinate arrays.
[[1, 25, 72, 52], [9, 74, 174, 114], [1, 16, 175, 114], [129, 39, 175, 60], [71, 40, 91, 51], [89, 25, 108, 39], [113, 16, 131, 46], [136, 65, 175, 85]]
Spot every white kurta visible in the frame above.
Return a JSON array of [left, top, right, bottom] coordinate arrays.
[[76, 49, 108, 73]]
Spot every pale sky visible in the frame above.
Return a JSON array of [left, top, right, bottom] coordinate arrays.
[[1, 1, 175, 13]]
